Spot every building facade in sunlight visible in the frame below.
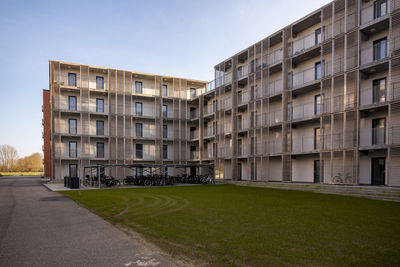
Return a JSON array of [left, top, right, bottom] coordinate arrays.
[[44, 0, 400, 186]]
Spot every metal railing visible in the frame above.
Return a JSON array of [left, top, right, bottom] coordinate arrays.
[[268, 139, 282, 154], [292, 101, 319, 120], [189, 131, 198, 140], [359, 127, 387, 147], [323, 93, 356, 113], [203, 148, 214, 159], [268, 79, 283, 96], [190, 150, 199, 160], [391, 81, 400, 101], [360, 41, 389, 65], [292, 135, 319, 153], [59, 75, 81, 88], [361, 3, 389, 25], [322, 131, 356, 150], [204, 126, 215, 137], [190, 109, 198, 119], [334, 16, 345, 36], [389, 125, 400, 144], [238, 143, 251, 157], [292, 67, 316, 88], [238, 118, 251, 131], [238, 90, 251, 105], [360, 87, 387, 106], [292, 32, 320, 55], [237, 64, 249, 79], [204, 104, 215, 115], [267, 48, 283, 66]]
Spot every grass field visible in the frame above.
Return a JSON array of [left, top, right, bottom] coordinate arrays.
[[0, 172, 43, 176], [62, 185, 400, 266]]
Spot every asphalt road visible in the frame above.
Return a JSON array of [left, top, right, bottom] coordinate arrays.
[[0, 176, 177, 267]]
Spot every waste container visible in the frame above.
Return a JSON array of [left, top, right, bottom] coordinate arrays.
[[64, 176, 67, 187], [70, 177, 80, 189]]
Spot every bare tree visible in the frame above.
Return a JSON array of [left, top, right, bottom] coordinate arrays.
[[0, 144, 19, 171]]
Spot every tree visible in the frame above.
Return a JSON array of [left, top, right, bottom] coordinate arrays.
[[0, 144, 19, 171], [16, 153, 43, 172]]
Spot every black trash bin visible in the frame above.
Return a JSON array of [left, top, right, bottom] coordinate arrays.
[[70, 177, 80, 189], [64, 176, 67, 187]]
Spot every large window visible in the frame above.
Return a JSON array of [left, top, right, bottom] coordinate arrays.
[[163, 124, 168, 138], [314, 95, 322, 115], [162, 84, 168, 96], [68, 73, 77, 87], [315, 28, 322, 45], [68, 96, 77, 111], [96, 142, 104, 158], [315, 61, 322, 80], [373, 37, 387, 61], [136, 123, 143, 137], [136, 144, 143, 159], [69, 141, 77, 158], [69, 164, 78, 177], [69, 119, 77, 134], [373, 78, 387, 103], [135, 81, 142, 94], [374, 0, 388, 19], [136, 102, 143, 116], [372, 118, 386, 145], [96, 98, 104, 113], [162, 104, 168, 118], [96, 76, 104, 90], [96, 120, 104, 135], [162, 144, 168, 159], [314, 127, 321, 150], [190, 88, 196, 98]]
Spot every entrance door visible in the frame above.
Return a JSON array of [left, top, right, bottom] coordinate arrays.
[[371, 157, 385, 185], [69, 164, 78, 177], [237, 163, 242, 180], [313, 160, 320, 183]]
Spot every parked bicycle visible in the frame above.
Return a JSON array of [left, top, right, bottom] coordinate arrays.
[[332, 173, 353, 184]]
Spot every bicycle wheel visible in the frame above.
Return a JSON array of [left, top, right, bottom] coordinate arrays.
[[332, 176, 342, 184], [144, 179, 152, 187]]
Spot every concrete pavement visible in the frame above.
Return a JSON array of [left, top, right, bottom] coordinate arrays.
[[0, 176, 179, 266]]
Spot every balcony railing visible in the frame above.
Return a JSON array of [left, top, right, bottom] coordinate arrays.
[[190, 109, 198, 120], [190, 151, 199, 160], [360, 41, 389, 65], [203, 148, 214, 159], [238, 118, 251, 131], [189, 131, 198, 140], [268, 79, 283, 96], [389, 125, 400, 144], [238, 90, 251, 105], [292, 136, 319, 153], [237, 64, 249, 80], [334, 16, 345, 36], [268, 139, 282, 154], [204, 104, 215, 115], [292, 101, 319, 121], [292, 67, 317, 88], [323, 93, 356, 113], [59, 75, 81, 88], [322, 131, 355, 150], [238, 143, 250, 157], [360, 87, 387, 106], [391, 81, 400, 101], [262, 110, 283, 126], [267, 48, 283, 66], [292, 32, 320, 55], [361, 3, 389, 25], [204, 126, 215, 137], [360, 127, 387, 147]]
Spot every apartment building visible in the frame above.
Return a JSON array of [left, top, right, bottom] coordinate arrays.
[[43, 61, 211, 180], [209, 0, 400, 186], [43, 0, 400, 186]]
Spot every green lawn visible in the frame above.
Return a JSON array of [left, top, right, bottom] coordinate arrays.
[[62, 185, 400, 266]]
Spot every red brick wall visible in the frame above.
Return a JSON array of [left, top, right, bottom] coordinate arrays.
[[43, 89, 51, 178]]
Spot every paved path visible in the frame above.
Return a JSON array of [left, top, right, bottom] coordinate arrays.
[[0, 176, 178, 266]]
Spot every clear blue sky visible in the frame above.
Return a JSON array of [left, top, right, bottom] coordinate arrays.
[[0, 0, 331, 157]]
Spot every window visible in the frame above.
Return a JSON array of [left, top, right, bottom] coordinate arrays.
[[163, 124, 168, 138], [190, 107, 197, 119], [68, 73, 77, 87], [190, 88, 196, 98], [162, 144, 168, 159], [190, 146, 197, 160], [136, 123, 143, 137], [96, 98, 104, 113], [69, 164, 78, 177], [373, 78, 387, 103], [315, 61, 322, 80], [314, 127, 321, 150], [96, 76, 104, 90], [68, 96, 77, 111], [314, 95, 322, 115], [373, 37, 387, 61], [315, 28, 322, 44], [135, 81, 142, 94], [190, 127, 196, 139], [162, 104, 168, 118], [136, 144, 143, 159], [69, 119, 77, 134], [374, 0, 388, 19], [372, 118, 386, 145], [96, 142, 104, 158], [69, 141, 77, 158], [96, 120, 104, 136], [136, 167, 143, 177], [162, 84, 168, 96], [287, 102, 292, 121], [136, 102, 142, 116]]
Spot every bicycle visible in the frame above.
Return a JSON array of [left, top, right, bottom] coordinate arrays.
[[332, 173, 353, 184]]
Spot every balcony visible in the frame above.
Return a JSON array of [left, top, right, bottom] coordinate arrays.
[[323, 93, 356, 113], [59, 75, 81, 89], [389, 125, 400, 145], [268, 79, 283, 97], [255, 142, 266, 155], [322, 131, 355, 150], [189, 131, 199, 140], [360, 87, 387, 107], [204, 126, 215, 138], [292, 136, 319, 154], [219, 97, 232, 111], [292, 32, 320, 56], [360, 41, 389, 67], [361, 3, 389, 26], [266, 48, 283, 66], [238, 143, 250, 157], [203, 148, 214, 160], [238, 118, 251, 132], [189, 150, 199, 161], [190, 109, 198, 120], [360, 127, 387, 148], [268, 139, 282, 155], [292, 101, 320, 121], [237, 64, 249, 80], [134, 128, 156, 140], [238, 90, 251, 106], [292, 67, 319, 89], [204, 104, 215, 116]]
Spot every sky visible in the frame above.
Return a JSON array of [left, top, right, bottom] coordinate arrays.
[[0, 0, 331, 157]]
